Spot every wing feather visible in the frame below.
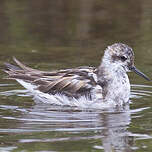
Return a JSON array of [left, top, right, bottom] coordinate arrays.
[[4, 58, 98, 98]]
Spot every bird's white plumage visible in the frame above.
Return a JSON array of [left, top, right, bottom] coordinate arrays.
[[17, 79, 124, 109]]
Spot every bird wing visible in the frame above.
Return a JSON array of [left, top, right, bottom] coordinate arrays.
[[4, 58, 98, 98]]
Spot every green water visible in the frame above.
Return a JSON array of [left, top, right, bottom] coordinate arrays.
[[0, 0, 152, 151]]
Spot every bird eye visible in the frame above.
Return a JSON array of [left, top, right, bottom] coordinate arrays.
[[120, 56, 127, 61]]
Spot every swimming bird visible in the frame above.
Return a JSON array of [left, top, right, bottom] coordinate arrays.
[[4, 43, 150, 107]]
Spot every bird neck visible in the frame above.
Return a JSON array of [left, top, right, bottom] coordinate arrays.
[[97, 55, 127, 85], [97, 59, 130, 103]]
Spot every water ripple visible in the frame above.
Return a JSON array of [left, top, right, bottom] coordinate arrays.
[[0, 83, 152, 152]]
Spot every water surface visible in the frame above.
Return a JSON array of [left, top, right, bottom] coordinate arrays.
[[0, 1, 152, 152]]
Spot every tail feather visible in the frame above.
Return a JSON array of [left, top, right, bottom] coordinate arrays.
[[4, 62, 21, 71], [3, 57, 40, 82], [4, 57, 32, 72], [3, 57, 44, 80], [4, 57, 40, 72], [12, 57, 35, 71]]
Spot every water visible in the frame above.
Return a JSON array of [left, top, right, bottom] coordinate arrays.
[[0, 85, 152, 152], [0, 0, 152, 151]]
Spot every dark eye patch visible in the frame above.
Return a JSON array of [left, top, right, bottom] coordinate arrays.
[[112, 55, 127, 62], [120, 56, 127, 61]]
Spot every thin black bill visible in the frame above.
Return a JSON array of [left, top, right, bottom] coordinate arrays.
[[130, 66, 151, 81]]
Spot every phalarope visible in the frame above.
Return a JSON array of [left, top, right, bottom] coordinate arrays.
[[4, 43, 150, 107]]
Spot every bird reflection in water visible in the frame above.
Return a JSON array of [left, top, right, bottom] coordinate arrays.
[[17, 103, 135, 152], [99, 105, 133, 152]]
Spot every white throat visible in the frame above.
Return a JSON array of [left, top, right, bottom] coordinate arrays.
[[97, 54, 130, 105]]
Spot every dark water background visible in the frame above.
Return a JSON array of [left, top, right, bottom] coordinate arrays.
[[0, 1, 152, 151]]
